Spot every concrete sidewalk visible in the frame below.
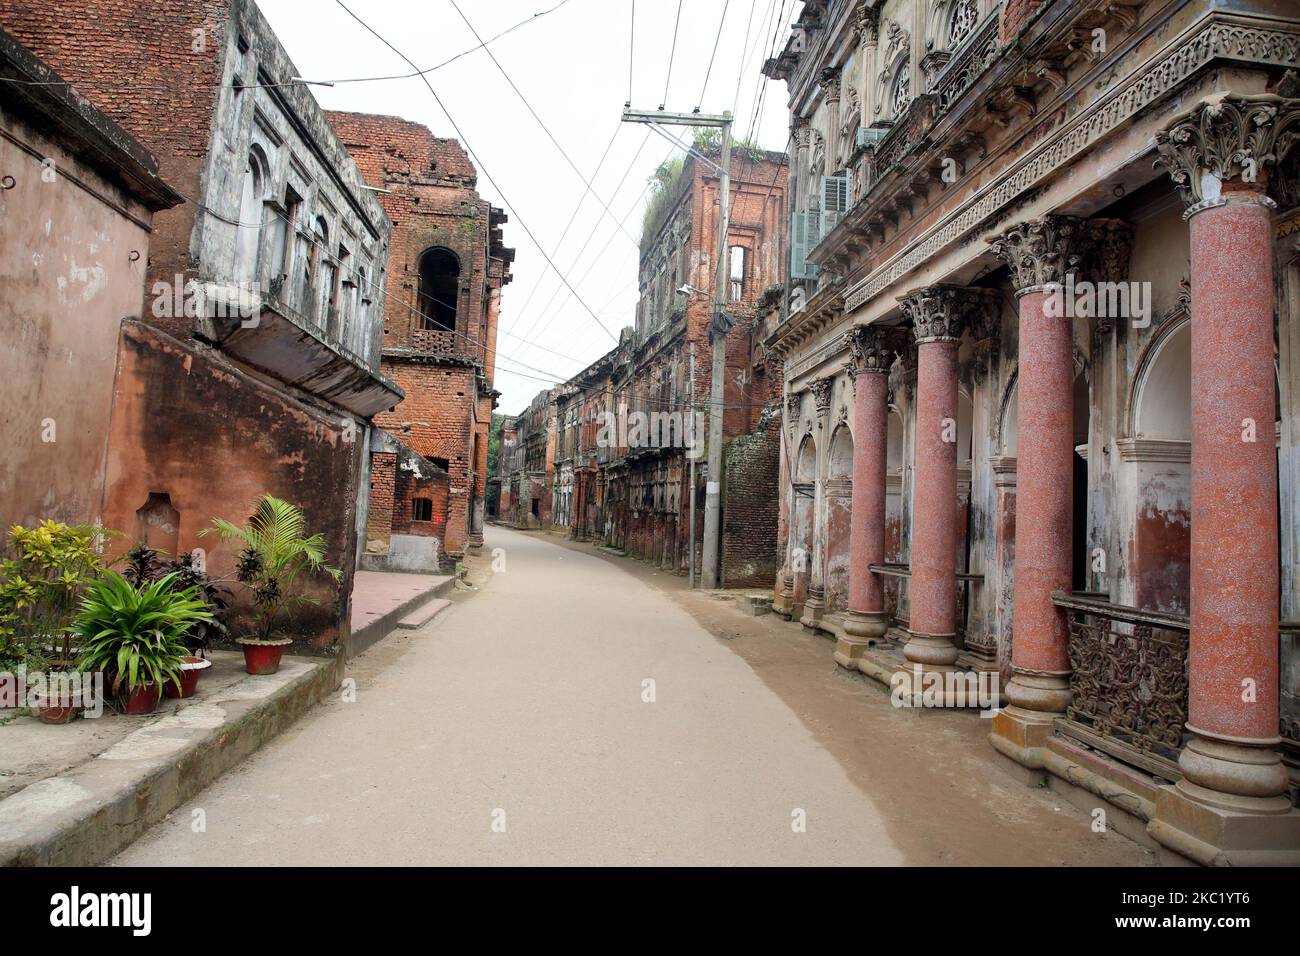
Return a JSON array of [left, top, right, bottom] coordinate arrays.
[[0, 651, 340, 866]]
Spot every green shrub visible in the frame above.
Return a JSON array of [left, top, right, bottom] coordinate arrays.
[[75, 571, 213, 698]]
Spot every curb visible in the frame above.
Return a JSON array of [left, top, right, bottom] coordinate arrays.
[[0, 654, 342, 866], [346, 576, 456, 660]]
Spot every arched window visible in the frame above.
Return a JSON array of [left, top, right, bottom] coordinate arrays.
[[948, 0, 979, 48], [234, 148, 267, 285], [417, 247, 459, 332], [728, 246, 746, 302], [890, 61, 911, 120]]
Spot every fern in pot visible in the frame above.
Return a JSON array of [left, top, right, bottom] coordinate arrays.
[[200, 495, 340, 675], [75, 572, 213, 715]]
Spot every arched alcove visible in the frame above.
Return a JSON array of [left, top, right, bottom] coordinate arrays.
[[791, 434, 818, 606], [1133, 318, 1191, 440], [825, 425, 854, 610]]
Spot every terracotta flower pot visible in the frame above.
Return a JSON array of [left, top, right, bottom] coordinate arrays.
[[238, 636, 292, 675], [122, 683, 160, 715], [34, 688, 83, 724], [165, 656, 212, 699]]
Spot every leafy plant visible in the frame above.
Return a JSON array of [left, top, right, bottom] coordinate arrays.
[[199, 495, 341, 642], [121, 544, 230, 655], [0, 521, 109, 670], [74, 571, 213, 699]]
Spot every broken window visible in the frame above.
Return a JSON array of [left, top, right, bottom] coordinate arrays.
[[729, 245, 746, 302], [417, 247, 459, 332]]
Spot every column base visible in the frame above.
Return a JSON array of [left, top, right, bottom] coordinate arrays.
[[834, 610, 889, 668], [903, 630, 959, 668], [1149, 779, 1300, 867], [800, 588, 826, 630]]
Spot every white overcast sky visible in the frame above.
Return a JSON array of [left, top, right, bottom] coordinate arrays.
[[258, 0, 799, 415]]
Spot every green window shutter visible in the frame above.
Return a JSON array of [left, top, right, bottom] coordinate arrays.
[[790, 211, 808, 280], [821, 174, 849, 236]]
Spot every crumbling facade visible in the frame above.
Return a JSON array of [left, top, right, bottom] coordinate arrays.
[[0, 29, 183, 532], [765, 0, 1300, 863], [1, 0, 399, 648], [506, 148, 788, 587], [327, 112, 514, 571]]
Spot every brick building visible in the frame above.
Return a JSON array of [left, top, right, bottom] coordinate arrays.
[[326, 112, 514, 571], [0, 0, 399, 648], [505, 146, 788, 588], [763, 0, 1300, 863]]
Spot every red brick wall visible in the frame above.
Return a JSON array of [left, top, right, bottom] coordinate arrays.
[[0, 0, 229, 336], [367, 452, 397, 548], [374, 362, 475, 555], [391, 468, 449, 542], [999, 0, 1042, 44], [721, 418, 782, 587]]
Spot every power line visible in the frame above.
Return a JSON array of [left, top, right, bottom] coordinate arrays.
[[512, 130, 665, 348], [0, 0, 574, 93], [448, 0, 639, 249], [334, 0, 618, 344], [697, 0, 732, 112], [660, 0, 684, 110], [502, 121, 623, 339], [626, 0, 636, 107]]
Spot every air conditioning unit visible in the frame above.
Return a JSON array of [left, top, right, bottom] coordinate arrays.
[[856, 127, 888, 149]]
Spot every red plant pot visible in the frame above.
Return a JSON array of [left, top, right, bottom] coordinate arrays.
[[122, 684, 160, 715], [239, 638, 291, 675], [166, 657, 212, 699], [36, 698, 81, 724]]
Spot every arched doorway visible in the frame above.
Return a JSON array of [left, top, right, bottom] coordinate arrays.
[[1124, 315, 1192, 613], [791, 434, 817, 609], [824, 424, 854, 610], [417, 247, 459, 332]]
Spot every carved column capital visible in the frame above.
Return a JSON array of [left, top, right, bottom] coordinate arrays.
[[987, 216, 1132, 294], [845, 324, 898, 381], [810, 376, 835, 419], [897, 284, 998, 344], [785, 391, 802, 435], [1154, 94, 1300, 213]]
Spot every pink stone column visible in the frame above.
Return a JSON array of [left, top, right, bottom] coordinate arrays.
[[1178, 192, 1288, 805], [836, 328, 895, 665], [1003, 285, 1074, 710], [906, 337, 960, 668]]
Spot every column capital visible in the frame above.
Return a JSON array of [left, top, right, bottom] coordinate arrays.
[[809, 376, 835, 417], [1154, 94, 1300, 214], [844, 324, 898, 380], [987, 216, 1132, 294], [897, 284, 999, 344]]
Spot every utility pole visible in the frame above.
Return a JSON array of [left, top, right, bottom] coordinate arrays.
[[621, 107, 732, 589], [688, 340, 696, 588]]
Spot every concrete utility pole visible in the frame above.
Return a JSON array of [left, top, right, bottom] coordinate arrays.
[[621, 107, 732, 589]]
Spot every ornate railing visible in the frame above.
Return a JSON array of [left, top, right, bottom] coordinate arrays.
[[1053, 591, 1189, 776]]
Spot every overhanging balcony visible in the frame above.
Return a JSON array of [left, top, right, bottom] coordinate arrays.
[[200, 281, 404, 418]]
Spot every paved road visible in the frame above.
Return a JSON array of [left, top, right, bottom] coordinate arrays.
[[114, 526, 906, 865]]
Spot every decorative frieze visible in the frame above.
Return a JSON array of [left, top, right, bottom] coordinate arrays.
[[897, 284, 999, 343], [1154, 94, 1300, 209], [843, 17, 1300, 313]]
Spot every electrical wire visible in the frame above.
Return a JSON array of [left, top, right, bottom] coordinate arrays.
[[696, 0, 732, 111], [660, 0, 684, 110], [334, 0, 618, 344], [448, 0, 639, 249], [0, 0, 575, 92]]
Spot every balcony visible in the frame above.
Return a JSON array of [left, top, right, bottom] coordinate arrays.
[[200, 281, 403, 418]]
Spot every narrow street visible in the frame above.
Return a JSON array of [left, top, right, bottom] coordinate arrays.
[[113, 527, 1148, 867]]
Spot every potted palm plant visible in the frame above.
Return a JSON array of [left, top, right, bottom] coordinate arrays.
[[75, 571, 213, 715], [200, 495, 341, 675]]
